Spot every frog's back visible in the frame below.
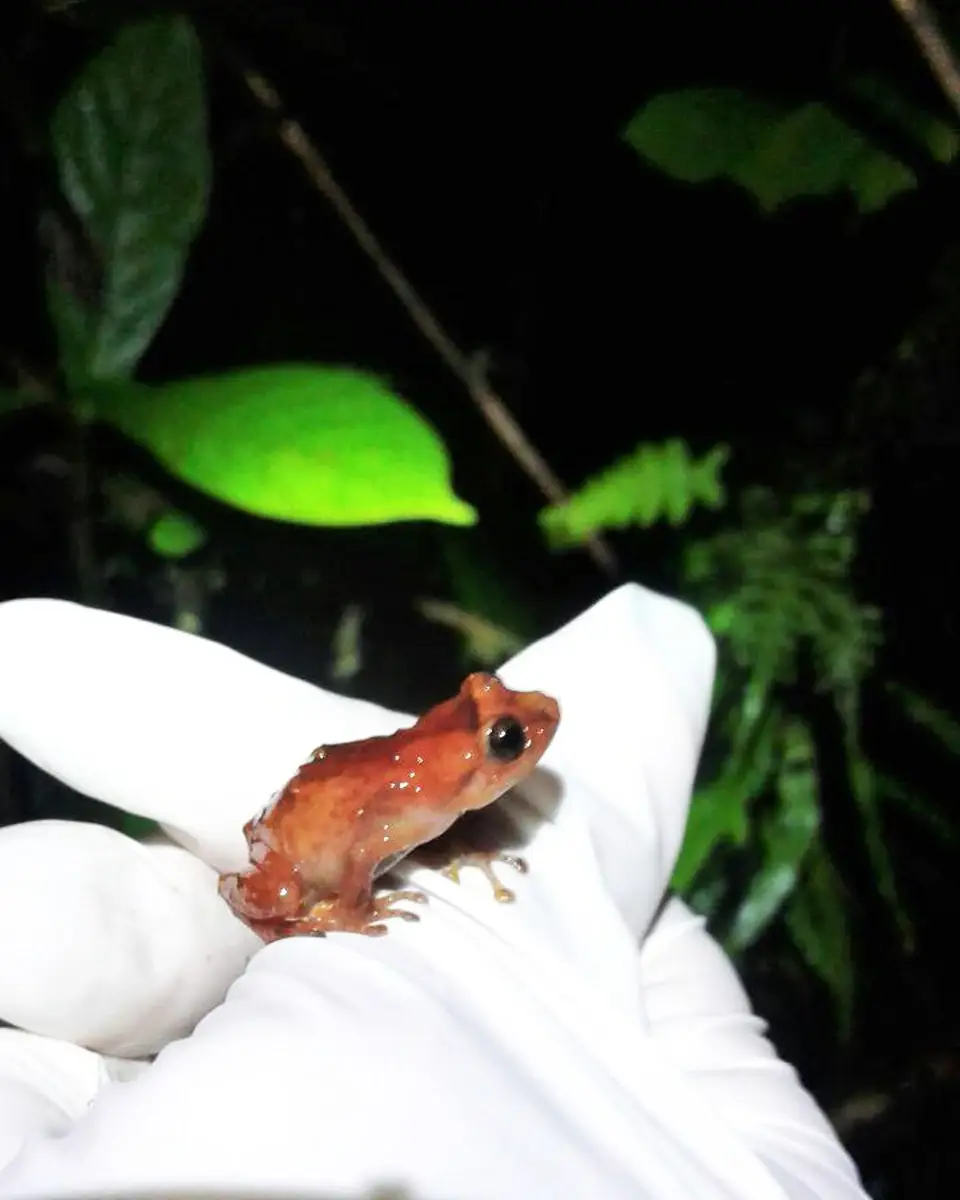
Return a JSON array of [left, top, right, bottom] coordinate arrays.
[[259, 730, 415, 864]]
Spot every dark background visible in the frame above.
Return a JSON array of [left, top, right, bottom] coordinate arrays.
[[2, 2, 960, 1196]]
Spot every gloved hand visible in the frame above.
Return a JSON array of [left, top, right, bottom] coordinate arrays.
[[0, 584, 868, 1199]]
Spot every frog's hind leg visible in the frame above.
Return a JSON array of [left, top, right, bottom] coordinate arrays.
[[287, 854, 428, 938], [218, 848, 303, 922]]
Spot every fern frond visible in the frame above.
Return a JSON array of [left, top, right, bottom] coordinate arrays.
[[538, 439, 729, 547]]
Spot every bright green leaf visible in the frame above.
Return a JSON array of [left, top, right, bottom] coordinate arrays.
[[87, 365, 477, 528], [785, 846, 855, 1038], [147, 511, 207, 559], [48, 15, 209, 385], [672, 698, 780, 893], [727, 718, 821, 951], [624, 87, 922, 214], [539, 440, 728, 547]]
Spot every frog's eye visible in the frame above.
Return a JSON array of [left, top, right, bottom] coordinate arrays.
[[486, 716, 527, 762]]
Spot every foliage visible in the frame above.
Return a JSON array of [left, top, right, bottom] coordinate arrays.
[[86, 367, 476, 527], [669, 489, 934, 1026], [1, 5, 958, 1085], [48, 15, 209, 387], [539, 439, 728, 547], [146, 511, 207, 559], [4, 14, 476, 541], [624, 79, 958, 213]]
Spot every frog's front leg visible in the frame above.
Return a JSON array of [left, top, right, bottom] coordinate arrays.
[[440, 849, 528, 903]]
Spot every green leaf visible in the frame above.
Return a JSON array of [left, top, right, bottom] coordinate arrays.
[[875, 771, 957, 843], [785, 846, 855, 1038], [624, 88, 781, 184], [727, 718, 821, 951], [48, 15, 209, 385], [0, 390, 47, 418], [147, 510, 207, 559], [120, 813, 161, 840], [846, 737, 913, 949], [673, 691, 781, 893], [849, 74, 960, 165], [624, 87, 922, 214], [889, 683, 960, 756], [87, 365, 477, 527], [539, 439, 728, 547], [738, 102, 912, 215]]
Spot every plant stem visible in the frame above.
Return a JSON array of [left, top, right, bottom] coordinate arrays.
[[66, 406, 101, 607], [240, 67, 617, 577]]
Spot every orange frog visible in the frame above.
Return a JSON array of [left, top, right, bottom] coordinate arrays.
[[219, 673, 560, 942]]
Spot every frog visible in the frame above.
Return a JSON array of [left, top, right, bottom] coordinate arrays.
[[218, 672, 560, 941]]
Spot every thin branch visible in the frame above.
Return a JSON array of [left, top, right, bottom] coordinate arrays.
[[240, 68, 617, 577], [890, 0, 960, 122]]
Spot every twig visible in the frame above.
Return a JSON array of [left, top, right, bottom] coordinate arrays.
[[890, 0, 960, 122], [240, 68, 617, 577]]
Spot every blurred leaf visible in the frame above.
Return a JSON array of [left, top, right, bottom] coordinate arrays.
[[147, 511, 207, 559], [889, 683, 960, 755], [87, 366, 477, 527], [120, 813, 161, 840], [540, 439, 728, 547], [876, 771, 957, 843], [439, 531, 537, 644], [0, 390, 45, 418], [685, 489, 880, 695], [624, 87, 932, 213], [785, 846, 855, 1038], [48, 14, 209, 385], [624, 88, 780, 183], [727, 718, 821, 951], [417, 599, 525, 667], [330, 605, 364, 682], [673, 697, 781, 893], [849, 73, 960, 165], [847, 742, 913, 949]]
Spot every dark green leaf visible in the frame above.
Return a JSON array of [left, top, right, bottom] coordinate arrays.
[[727, 718, 821, 951], [849, 74, 959, 164], [875, 771, 957, 843], [49, 15, 209, 384], [624, 87, 930, 214], [847, 736, 913, 949], [0, 390, 47, 418], [889, 683, 960, 756], [87, 366, 477, 527], [785, 846, 855, 1039], [672, 697, 780, 893]]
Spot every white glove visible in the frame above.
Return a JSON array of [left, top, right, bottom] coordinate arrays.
[[0, 584, 869, 1199]]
